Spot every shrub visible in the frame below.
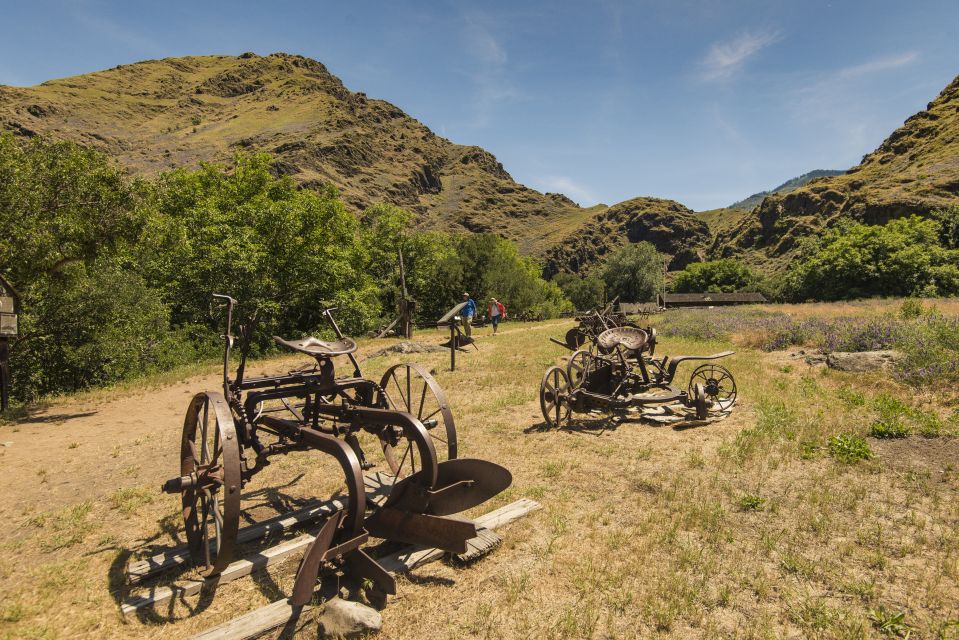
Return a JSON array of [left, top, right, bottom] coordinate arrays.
[[828, 434, 873, 463], [869, 421, 911, 439], [552, 272, 605, 311], [671, 259, 761, 294], [784, 216, 959, 301]]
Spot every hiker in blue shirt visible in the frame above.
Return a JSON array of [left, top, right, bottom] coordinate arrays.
[[461, 292, 476, 338]]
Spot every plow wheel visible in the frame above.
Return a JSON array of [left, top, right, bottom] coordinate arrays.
[[180, 392, 241, 576], [566, 350, 594, 389], [540, 366, 572, 428], [692, 383, 708, 420], [379, 363, 455, 476], [688, 364, 737, 412], [565, 328, 587, 350]]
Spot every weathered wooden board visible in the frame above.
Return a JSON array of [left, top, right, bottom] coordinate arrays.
[[127, 475, 396, 585], [190, 498, 542, 640], [122, 533, 317, 616]]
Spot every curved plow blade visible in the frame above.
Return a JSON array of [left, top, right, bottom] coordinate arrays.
[[426, 458, 513, 516]]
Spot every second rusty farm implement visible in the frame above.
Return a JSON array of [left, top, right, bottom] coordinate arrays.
[[540, 326, 737, 428]]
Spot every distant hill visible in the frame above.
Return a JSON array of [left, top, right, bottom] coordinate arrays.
[[714, 73, 959, 270], [545, 197, 710, 275], [728, 169, 846, 211], [0, 53, 591, 255]]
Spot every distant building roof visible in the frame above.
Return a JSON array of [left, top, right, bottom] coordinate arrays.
[[659, 292, 767, 306]]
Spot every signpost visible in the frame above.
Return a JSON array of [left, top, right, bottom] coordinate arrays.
[[0, 275, 19, 412]]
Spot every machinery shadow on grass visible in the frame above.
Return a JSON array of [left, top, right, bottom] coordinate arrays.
[[107, 480, 318, 625], [523, 415, 622, 435]]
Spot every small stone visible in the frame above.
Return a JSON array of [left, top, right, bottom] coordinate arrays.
[[317, 598, 382, 639]]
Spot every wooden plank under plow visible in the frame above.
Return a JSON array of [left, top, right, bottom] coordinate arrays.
[[190, 498, 541, 640], [122, 475, 397, 613]]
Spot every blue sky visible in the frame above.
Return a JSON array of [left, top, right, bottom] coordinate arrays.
[[1, 1, 957, 210]]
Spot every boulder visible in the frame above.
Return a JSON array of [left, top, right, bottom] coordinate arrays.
[[826, 350, 901, 373], [317, 598, 382, 639]]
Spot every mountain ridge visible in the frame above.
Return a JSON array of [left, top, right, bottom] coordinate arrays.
[[728, 169, 847, 211], [714, 72, 959, 270], [0, 52, 598, 255], [3, 53, 957, 277]]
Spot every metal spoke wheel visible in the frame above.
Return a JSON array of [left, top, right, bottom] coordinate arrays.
[[566, 350, 595, 389], [180, 392, 241, 576], [540, 366, 572, 428], [692, 383, 708, 420], [688, 364, 737, 412], [379, 363, 456, 477]]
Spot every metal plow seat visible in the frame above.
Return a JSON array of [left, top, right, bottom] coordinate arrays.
[[273, 335, 358, 358], [597, 326, 648, 352]]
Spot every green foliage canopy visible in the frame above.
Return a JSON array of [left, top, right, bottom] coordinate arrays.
[[671, 259, 761, 294], [600, 242, 665, 303], [551, 272, 605, 311], [0, 135, 573, 401], [784, 216, 959, 301]]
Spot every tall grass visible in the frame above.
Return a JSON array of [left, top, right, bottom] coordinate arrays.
[[651, 300, 959, 386]]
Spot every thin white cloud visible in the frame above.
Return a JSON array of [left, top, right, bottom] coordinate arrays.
[[836, 51, 919, 79], [536, 176, 598, 206], [785, 50, 922, 163], [459, 10, 521, 128], [466, 27, 508, 66], [700, 29, 782, 81]]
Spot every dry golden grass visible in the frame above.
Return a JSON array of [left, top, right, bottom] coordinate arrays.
[[1, 311, 958, 639], [761, 297, 959, 319]]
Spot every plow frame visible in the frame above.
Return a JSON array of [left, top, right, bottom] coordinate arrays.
[[161, 294, 510, 598]]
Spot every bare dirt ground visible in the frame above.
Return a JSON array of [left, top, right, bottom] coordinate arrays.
[[1, 315, 958, 639]]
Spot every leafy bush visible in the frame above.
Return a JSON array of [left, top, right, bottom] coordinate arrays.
[[869, 421, 911, 439], [784, 216, 959, 301], [551, 272, 605, 311], [671, 259, 761, 294], [0, 136, 574, 401], [11, 262, 200, 398], [894, 313, 959, 386], [600, 242, 664, 303]]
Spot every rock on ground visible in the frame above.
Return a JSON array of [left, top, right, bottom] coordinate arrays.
[[317, 598, 382, 639], [826, 350, 901, 373], [367, 341, 445, 359]]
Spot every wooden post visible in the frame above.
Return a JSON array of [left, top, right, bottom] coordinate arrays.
[[0, 339, 8, 412], [449, 322, 456, 371], [397, 247, 414, 340]]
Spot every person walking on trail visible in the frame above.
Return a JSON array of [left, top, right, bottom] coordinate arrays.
[[460, 292, 476, 338], [489, 297, 506, 335]]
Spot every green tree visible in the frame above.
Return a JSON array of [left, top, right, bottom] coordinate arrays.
[[600, 242, 665, 303], [671, 259, 761, 293], [432, 234, 572, 319], [0, 134, 173, 400], [359, 203, 454, 323], [552, 272, 605, 311], [0, 133, 143, 288], [930, 205, 959, 250], [784, 216, 959, 301], [139, 154, 379, 337]]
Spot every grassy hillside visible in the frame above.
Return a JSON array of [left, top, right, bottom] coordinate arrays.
[[0, 53, 591, 255], [715, 74, 959, 270]]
